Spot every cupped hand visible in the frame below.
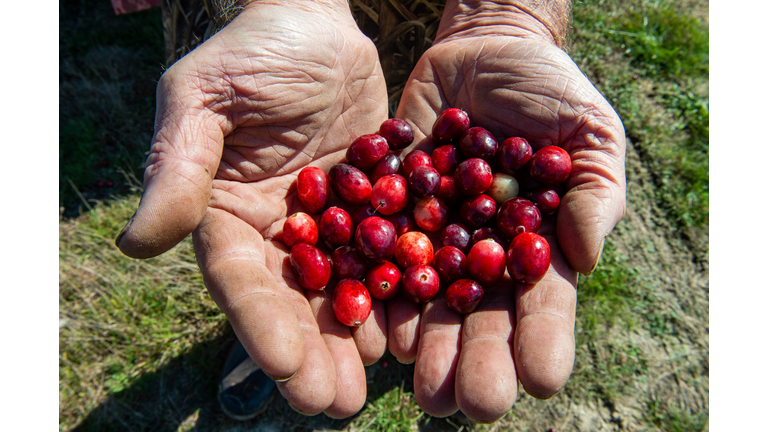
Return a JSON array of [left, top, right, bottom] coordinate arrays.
[[389, 29, 626, 422], [115, 2, 388, 418]]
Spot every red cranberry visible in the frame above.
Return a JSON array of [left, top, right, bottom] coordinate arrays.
[[446, 279, 484, 314], [318, 206, 354, 249], [351, 204, 379, 226], [329, 163, 372, 205], [506, 232, 550, 284], [332, 278, 372, 327], [365, 261, 402, 300], [459, 194, 497, 229], [402, 265, 440, 303], [436, 175, 461, 205], [369, 153, 403, 185], [346, 134, 389, 170], [395, 231, 434, 269], [440, 223, 471, 254], [413, 196, 450, 232], [459, 127, 497, 160], [296, 166, 330, 214], [526, 187, 561, 215], [402, 150, 433, 179], [496, 137, 532, 175], [432, 246, 467, 285], [466, 239, 507, 287], [486, 172, 520, 204], [282, 212, 318, 248], [289, 243, 331, 290], [432, 108, 470, 146], [470, 227, 508, 250], [378, 118, 414, 150], [354, 216, 397, 262], [529, 146, 572, 185], [431, 145, 463, 176], [330, 245, 368, 280], [496, 197, 542, 240], [408, 166, 441, 198], [454, 158, 493, 196], [385, 212, 416, 236], [371, 174, 409, 215]]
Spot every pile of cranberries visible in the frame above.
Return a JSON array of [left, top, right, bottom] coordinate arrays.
[[284, 108, 571, 327]]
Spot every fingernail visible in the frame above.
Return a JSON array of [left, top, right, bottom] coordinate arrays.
[[115, 212, 136, 248], [266, 370, 297, 383], [583, 237, 606, 276]]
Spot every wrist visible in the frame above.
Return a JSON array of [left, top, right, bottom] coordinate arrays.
[[434, 0, 572, 48]]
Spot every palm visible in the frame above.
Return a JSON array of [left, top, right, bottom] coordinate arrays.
[[393, 35, 626, 421]]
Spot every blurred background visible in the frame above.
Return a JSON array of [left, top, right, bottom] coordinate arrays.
[[59, 0, 709, 430]]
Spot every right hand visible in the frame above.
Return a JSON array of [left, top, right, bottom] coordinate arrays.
[[115, 1, 389, 418]]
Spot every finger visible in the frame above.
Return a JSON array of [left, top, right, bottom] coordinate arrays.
[[116, 65, 225, 259], [193, 208, 336, 414], [559, 106, 627, 274], [306, 284, 367, 419], [514, 224, 578, 399], [413, 295, 462, 417], [455, 284, 518, 423], [351, 298, 388, 366], [386, 296, 421, 364]]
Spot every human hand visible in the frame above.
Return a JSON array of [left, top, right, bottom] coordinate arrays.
[[115, 1, 388, 418], [387, 0, 626, 422]]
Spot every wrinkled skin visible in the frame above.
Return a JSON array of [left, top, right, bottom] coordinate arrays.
[[388, 33, 627, 422], [115, 3, 389, 418]]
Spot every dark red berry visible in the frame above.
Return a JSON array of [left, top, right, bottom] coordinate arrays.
[[413, 196, 450, 232], [371, 174, 409, 215], [346, 134, 389, 170], [446, 279, 484, 314], [318, 207, 354, 249], [354, 216, 397, 262], [469, 227, 508, 250], [506, 232, 550, 284], [331, 245, 368, 280], [440, 223, 472, 254], [459, 194, 497, 229], [526, 187, 561, 215], [328, 163, 372, 205], [436, 175, 461, 205], [351, 204, 379, 226], [385, 212, 416, 236], [432, 108, 470, 146], [378, 118, 414, 150], [431, 145, 463, 176], [496, 137, 532, 175], [432, 246, 467, 285], [394, 231, 434, 269], [459, 127, 497, 160], [282, 212, 319, 248], [496, 197, 542, 240], [369, 153, 403, 185], [402, 265, 440, 303], [466, 239, 506, 287], [290, 243, 331, 290], [296, 166, 330, 214], [408, 166, 441, 199], [365, 261, 402, 300], [454, 158, 493, 196], [402, 150, 433, 179], [529, 146, 572, 185]]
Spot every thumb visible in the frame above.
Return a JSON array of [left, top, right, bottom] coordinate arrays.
[[556, 114, 627, 275], [116, 69, 225, 259]]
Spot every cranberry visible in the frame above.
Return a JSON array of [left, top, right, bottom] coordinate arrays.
[[328, 163, 372, 205], [469, 227, 508, 250], [459, 127, 497, 160], [408, 166, 441, 199], [318, 206, 354, 249], [354, 216, 397, 262], [526, 187, 561, 215], [282, 212, 319, 248], [365, 261, 402, 300], [440, 223, 471, 254], [351, 204, 379, 225], [385, 212, 416, 236], [369, 153, 403, 185], [496, 137, 532, 175], [454, 158, 493, 196], [402, 265, 440, 303], [529, 146, 572, 185], [436, 175, 461, 205], [432, 108, 470, 146], [332, 278, 372, 327], [431, 145, 463, 176], [378, 118, 414, 150], [413, 196, 450, 232], [496, 197, 542, 240], [506, 232, 550, 284], [371, 174, 409, 215], [395, 231, 434, 269], [432, 246, 467, 285], [446, 279, 484, 314], [466, 239, 507, 287], [330, 245, 368, 280], [346, 134, 389, 170], [296, 166, 330, 214], [459, 194, 497, 229], [402, 150, 433, 179], [289, 243, 331, 290], [486, 172, 520, 204]]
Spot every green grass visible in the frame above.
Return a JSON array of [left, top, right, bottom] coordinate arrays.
[[59, 0, 708, 430]]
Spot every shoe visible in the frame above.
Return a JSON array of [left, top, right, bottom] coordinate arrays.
[[218, 338, 277, 421]]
